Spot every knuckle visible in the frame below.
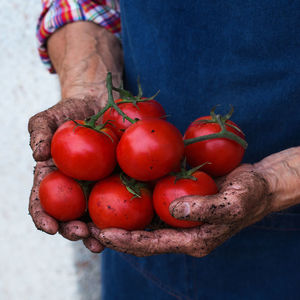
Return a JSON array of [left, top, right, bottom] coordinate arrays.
[[34, 217, 46, 231], [28, 111, 47, 130], [32, 210, 42, 222], [28, 115, 38, 134], [233, 204, 246, 219], [190, 201, 203, 216]]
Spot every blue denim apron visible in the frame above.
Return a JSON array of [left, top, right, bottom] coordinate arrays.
[[102, 1, 300, 299]]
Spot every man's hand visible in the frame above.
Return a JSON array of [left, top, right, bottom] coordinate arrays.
[[29, 21, 123, 253], [89, 164, 272, 256], [89, 147, 300, 257], [28, 98, 105, 253], [29, 98, 101, 161]]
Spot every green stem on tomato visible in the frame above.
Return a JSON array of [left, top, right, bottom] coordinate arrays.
[[115, 99, 149, 105], [172, 161, 211, 183], [84, 72, 136, 128], [120, 172, 149, 199], [185, 162, 210, 177], [184, 114, 248, 149]]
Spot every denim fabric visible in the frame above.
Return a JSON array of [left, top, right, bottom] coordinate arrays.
[[120, 0, 300, 162], [102, 224, 300, 300], [102, 1, 300, 299]]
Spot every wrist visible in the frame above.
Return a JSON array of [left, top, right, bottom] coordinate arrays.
[[253, 147, 300, 212], [60, 72, 121, 106], [48, 21, 123, 102], [61, 80, 106, 101]]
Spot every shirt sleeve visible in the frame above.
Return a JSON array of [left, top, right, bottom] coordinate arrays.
[[37, 0, 121, 73]]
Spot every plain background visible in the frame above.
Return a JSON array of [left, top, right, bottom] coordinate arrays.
[[0, 1, 101, 299]]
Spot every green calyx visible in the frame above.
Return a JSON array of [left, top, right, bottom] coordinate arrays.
[[171, 161, 210, 183], [120, 173, 148, 199], [112, 77, 160, 108], [183, 105, 248, 149], [70, 73, 160, 134], [68, 118, 114, 142], [85, 72, 137, 126], [68, 72, 138, 135]]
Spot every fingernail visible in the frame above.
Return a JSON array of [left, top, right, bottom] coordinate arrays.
[[171, 202, 191, 219]]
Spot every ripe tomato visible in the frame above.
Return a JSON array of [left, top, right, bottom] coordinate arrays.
[[103, 99, 166, 138], [51, 120, 118, 181], [117, 118, 185, 181], [88, 174, 154, 230], [184, 116, 245, 177], [153, 171, 218, 228], [39, 170, 86, 221]]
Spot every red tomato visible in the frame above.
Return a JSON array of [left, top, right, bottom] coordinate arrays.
[[51, 120, 118, 181], [117, 118, 185, 181], [103, 99, 166, 138], [88, 174, 154, 230], [153, 171, 218, 228], [39, 170, 86, 221], [184, 116, 245, 177]]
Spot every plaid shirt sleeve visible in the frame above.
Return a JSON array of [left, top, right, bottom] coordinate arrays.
[[37, 0, 121, 73]]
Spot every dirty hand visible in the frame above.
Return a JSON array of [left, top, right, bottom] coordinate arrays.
[[90, 147, 300, 257], [28, 20, 123, 252], [89, 164, 271, 256], [28, 98, 105, 253]]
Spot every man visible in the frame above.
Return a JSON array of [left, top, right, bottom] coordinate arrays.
[[29, 1, 300, 299]]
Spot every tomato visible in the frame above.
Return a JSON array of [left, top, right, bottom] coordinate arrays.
[[184, 116, 245, 177], [39, 170, 86, 221], [103, 99, 166, 138], [51, 120, 118, 181], [88, 174, 154, 230], [117, 118, 185, 181], [153, 171, 218, 228]]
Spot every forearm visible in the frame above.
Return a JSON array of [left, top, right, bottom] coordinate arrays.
[[48, 21, 123, 103], [254, 147, 300, 212]]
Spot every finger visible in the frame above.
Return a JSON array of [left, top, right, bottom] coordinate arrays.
[[28, 98, 100, 161], [169, 166, 268, 224], [85, 223, 107, 253], [59, 221, 90, 241], [170, 195, 243, 224], [92, 224, 232, 257], [170, 167, 268, 224], [91, 226, 180, 256], [169, 194, 239, 224], [29, 160, 58, 234], [83, 237, 105, 253], [28, 110, 58, 161]]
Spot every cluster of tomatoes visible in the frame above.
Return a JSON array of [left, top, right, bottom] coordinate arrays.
[[39, 73, 247, 230]]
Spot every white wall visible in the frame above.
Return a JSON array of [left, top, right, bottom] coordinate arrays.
[[0, 2, 101, 299]]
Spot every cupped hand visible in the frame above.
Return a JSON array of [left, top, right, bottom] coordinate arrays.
[[28, 98, 105, 253], [89, 164, 273, 257]]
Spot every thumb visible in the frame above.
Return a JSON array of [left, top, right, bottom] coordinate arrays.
[[169, 194, 235, 224], [28, 98, 99, 161]]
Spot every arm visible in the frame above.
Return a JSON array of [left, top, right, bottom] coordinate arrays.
[[254, 147, 300, 212], [29, 21, 123, 252], [90, 147, 300, 256], [30, 21, 123, 161], [48, 21, 123, 100]]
